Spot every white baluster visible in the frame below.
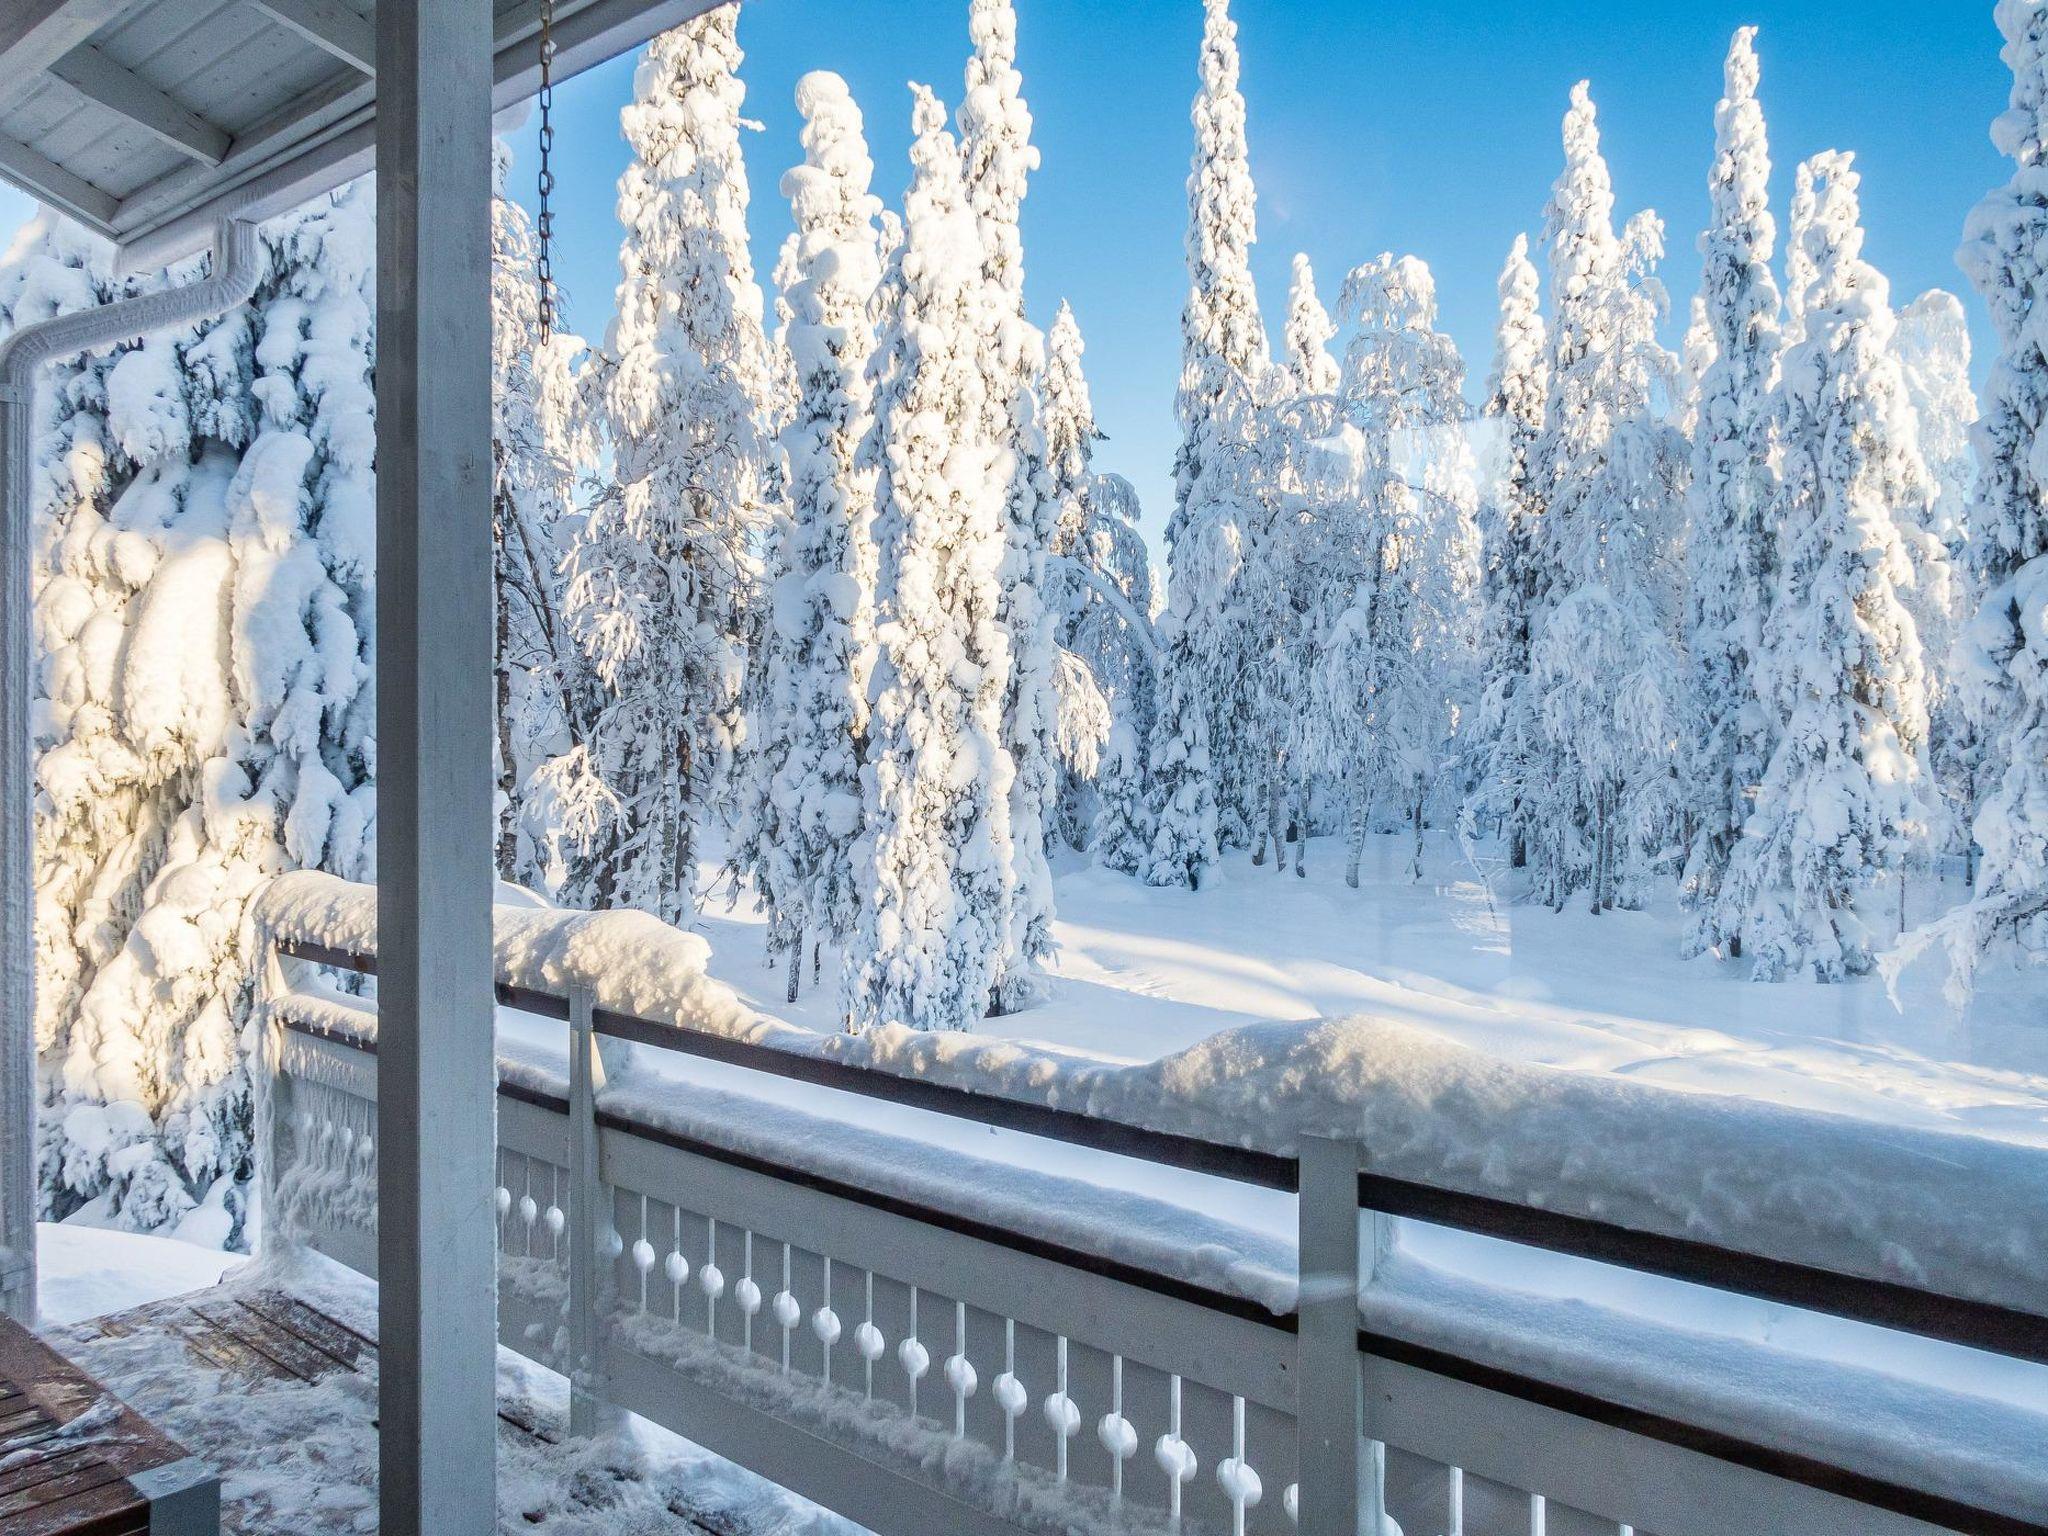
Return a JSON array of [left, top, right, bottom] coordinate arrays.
[[664, 1207, 689, 1320], [701, 1218, 725, 1336], [735, 1230, 762, 1353], [518, 1161, 538, 1259], [1218, 1393, 1263, 1536], [1154, 1373, 1198, 1526], [993, 1318, 1026, 1463], [1097, 1355, 1137, 1504], [1044, 1335, 1081, 1482], [772, 1243, 801, 1374], [631, 1195, 655, 1313], [899, 1287, 930, 1417], [853, 1271, 885, 1402], [1448, 1466, 1464, 1536], [1530, 1493, 1547, 1536], [813, 1256, 841, 1387], [943, 1299, 977, 1439]]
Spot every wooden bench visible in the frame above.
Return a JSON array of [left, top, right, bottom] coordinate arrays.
[[0, 1314, 217, 1536]]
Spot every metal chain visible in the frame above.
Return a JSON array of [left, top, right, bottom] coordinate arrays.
[[536, 0, 558, 344]]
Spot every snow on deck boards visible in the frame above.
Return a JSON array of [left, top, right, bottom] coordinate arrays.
[[52, 1273, 761, 1535], [0, 1309, 203, 1536]]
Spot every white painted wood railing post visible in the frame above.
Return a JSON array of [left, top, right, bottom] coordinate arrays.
[[1297, 1134, 1364, 1535], [568, 983, 617, 1437], [373, 0, 497, 1527]]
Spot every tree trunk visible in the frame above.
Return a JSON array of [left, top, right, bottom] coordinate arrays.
[[785, 922, 804, 1004]]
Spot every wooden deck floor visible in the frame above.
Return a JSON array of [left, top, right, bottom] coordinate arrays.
[[0, 1312, 213, 1536], [53, 1284, 758, 1535]]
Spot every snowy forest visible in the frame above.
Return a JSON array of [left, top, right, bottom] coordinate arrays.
[[10, 0, 2048, 1245]]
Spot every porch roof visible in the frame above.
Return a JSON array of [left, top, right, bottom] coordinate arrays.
[[0, 0, 717, 270]]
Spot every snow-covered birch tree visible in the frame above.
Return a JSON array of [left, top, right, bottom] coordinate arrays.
[[1939, 0, 2048, 985], [1682, 27, 1784, 958], [492, 147, 596, 894], [1722, 153, 1934, 981], [1526, 84, 1686, 914], [562, 10, 779, 925], [1045, 302, 1153, 849], [1895, 289, 1981, 858], [842, 86, 1013, 1033]]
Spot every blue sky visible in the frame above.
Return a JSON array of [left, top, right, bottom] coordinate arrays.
[[0, 2, 2011, 550], [498, 0, 2008, 547]]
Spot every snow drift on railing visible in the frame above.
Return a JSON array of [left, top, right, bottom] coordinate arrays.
[[253, 871, 2048, 1325]]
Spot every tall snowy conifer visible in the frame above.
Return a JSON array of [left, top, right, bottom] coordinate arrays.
[[1722, 153, 1934, 980], [565, 11, 779, 924], [1947, 0, 2048, 978], [961, 0, 1060, 1010], [1474, 235, 1549, 868], [1527, 83, 1687, 913], [15, 186, 377, 1242], [1682, 28, 1784, 957], [1164, 0, 1268, 853], [844, 86, 1014, 1033], [1283, 252, 1341, 399], [749, 72, 883, 1001]]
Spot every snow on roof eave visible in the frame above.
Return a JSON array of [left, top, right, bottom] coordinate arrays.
[[93, 0, 727, 273]]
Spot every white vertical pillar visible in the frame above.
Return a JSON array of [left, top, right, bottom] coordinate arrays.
[[567, 983, 618, 1437], [0, 385, 33, 1326], [374, 0, 497, 1528], [1298, 1134, 1365, 1535]]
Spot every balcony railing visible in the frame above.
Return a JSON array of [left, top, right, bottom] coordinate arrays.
[[256, 896, 2048, 1536]]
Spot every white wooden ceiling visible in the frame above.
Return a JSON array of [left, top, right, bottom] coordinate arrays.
[[0, 0, 721, 268]]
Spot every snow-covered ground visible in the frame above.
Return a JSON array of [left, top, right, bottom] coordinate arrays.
[[702, 830, 2048, 1142], [34, 1221, 248, 1325]]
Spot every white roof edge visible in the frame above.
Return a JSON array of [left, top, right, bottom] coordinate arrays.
[[114, 0, 721, 272]]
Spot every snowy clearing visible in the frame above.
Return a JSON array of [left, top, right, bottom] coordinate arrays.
[[703, 831, 2048, 1143]]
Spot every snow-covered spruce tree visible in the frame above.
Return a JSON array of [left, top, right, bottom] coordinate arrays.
[[1283, 251, 1342, 400], [1473, 234, 1549, 869], [1527, 83, 1687, 914], [1721, 153, 1934, 981], [1168, 0, 1269, 852], [1895, 289, 1982, 859], [562, 10, 779, 925], [843, 86, 1013, 1033], [19, 185, 378, 1242], [1682, 27, 1784, 959], [961, 0, 1059, 1010], [1324, 254, 1482, 885], [1941, 0, 2048, 982], [492, 146, 597, 893], [1092, 717, 1153, 875], [747, 71, 883, 1002]]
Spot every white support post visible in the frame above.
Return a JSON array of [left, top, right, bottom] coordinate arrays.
[[1297, 1134, 1365, 1536], [374, 0, 497, 1528], [568, 983, 619, 1437]]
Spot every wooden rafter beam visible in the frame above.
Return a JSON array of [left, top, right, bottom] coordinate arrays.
[[0, 0, 136, 76], [49, 44, 231, 167], [0, 130, 117, 230], [246, 0, 375, 77]]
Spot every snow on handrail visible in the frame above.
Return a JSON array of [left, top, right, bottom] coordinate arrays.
[[254, 870, 2048, 1362]]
